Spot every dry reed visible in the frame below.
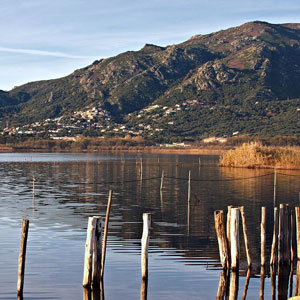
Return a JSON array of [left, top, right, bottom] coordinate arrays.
[[220, 142, 300, 169]]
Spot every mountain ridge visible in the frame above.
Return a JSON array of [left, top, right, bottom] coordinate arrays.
[[0, 21, 300, 141]]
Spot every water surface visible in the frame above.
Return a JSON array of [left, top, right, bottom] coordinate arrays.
[[0, 152, 299, 299]]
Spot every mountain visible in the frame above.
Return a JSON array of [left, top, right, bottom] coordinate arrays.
[[1, 21, 300, 141]]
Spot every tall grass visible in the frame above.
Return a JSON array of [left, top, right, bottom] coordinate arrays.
[[220, 142, 300, 169]]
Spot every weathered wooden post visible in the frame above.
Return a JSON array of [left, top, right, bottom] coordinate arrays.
[[227, 205, 233, 266], [187, 170, 191, 233], [214, 210, 229, 269], [273, 168, 277, 206], [295, 260, 300, 296], [261, 207, 266, 267], [239, 206, 251, 268], [141, 213, 151, 279], [17, 219, 29, 296], [91, 217, 103, 288], [101, 190, 113, 279], [83, 216, 104, 289], [270, 207, 279, 266], [291, 208, 296, 265], [160, 170, 164, 191], [140, 157, 143, 181], [296, 207, 300, 261], [278, 204, 285, 266], [230, 208, 240, 271]]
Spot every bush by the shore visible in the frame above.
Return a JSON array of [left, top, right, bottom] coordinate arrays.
[[220, 142, 300, 169]]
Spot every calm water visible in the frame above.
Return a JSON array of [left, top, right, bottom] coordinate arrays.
[[0, 152, 299, 300]]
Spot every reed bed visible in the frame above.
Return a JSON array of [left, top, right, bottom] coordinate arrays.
[[220, 142, 300, 169]]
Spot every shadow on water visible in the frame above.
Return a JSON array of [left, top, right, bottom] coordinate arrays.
[[216, 263, 300, 300]]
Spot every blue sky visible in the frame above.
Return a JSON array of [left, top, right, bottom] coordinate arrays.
[[1, 0, 300, 90]]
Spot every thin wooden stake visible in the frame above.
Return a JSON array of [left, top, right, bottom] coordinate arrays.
[[141, 213, 151, 279], [270, 207, 279, 266], [17, 219, 29, 296], [230, 208, 240, 271], [291, 208, 295, 266], [227, 205, 233, 264], [261, 207, 266, 267], [239, 206, 251, 268], [296, 207, 300, 261], [187, 170, 191, 232], [214, 210, 230, 269], [140, 157, 143, 181], [273, 169, 277, 206], [101, 190, 113, 279], [160, 170, 164, 191]]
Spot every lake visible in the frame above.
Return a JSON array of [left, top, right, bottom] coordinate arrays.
[[0, 152, 299, 300]]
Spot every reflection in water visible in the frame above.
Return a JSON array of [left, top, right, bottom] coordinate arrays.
[[259, 266, 265, 300], [0, 153, 299, 299], [229, 271, 239, 300], [140, 278, 148, 300], [216, 270, 229, 299], [242, 268, 251, 300]]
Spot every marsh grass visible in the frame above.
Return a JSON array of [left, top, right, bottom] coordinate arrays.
[[220, 142, 300, 169]]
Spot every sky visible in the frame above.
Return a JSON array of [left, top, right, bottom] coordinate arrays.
[[1, 0, 300, 91]]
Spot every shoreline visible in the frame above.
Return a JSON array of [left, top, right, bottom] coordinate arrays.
[[0, 146, 226, 155]]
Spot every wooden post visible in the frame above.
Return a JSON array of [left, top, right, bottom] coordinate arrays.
[[32, 176, 35, 202], [141, 213, 151, 279], [101, 190, 113, 279], [239, 206, 251, 268], [230, 208, 240, 271], [17, 220, 29, 296], [270, 207, 279, 266], [227, 205, 232, 264], [83, 216, 104, 288], [140, 157, 143, 181], [160, 170, 164, 191], [187, 170, 191, 232], [92, 217, 104, 288], [295, 260, 300, 296], [83, 217, 94, 287], [214, 210, 229, 269], [278, 204, 285, 266], [291, 208, 295, 266], [273, 168, 277, 206], [261, 207, 266, 267], [296, 207, 300, 261], [284, 205, 291, 265]]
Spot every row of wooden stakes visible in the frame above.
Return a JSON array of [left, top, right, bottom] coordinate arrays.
[[214, 204, 300, 300], [17, 189, 152, 300], [214, 204, 299, 270]]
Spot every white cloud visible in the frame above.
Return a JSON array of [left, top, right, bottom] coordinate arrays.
[[0, 46, 95, 59]]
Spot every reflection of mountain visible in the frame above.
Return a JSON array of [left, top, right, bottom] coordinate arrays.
[[1, 154, 299, 271]]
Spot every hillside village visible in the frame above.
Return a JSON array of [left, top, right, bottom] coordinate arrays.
[[0, 101, 234, 144]]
